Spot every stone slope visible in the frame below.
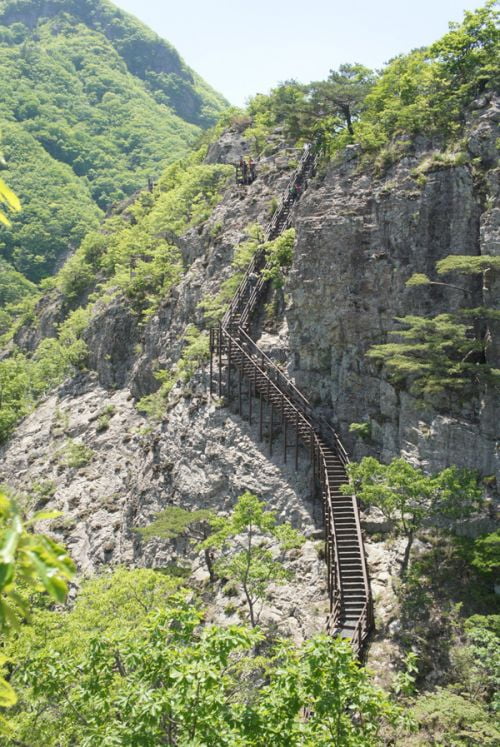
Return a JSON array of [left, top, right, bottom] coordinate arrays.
[[287, 96, 499, 485], [0, 103, 498, 642]]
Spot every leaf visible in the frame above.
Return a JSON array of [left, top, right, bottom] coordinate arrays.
[[25, 550, 68, 602], [0, 179, 21, 212], [0, 563, 14, 588], [26, 510, 62, 526], [0, 528, 21, 565], [0, 676, 17, 708], [406, 273, 431, 286]]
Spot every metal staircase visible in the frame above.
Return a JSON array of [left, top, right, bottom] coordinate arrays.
[[208, 142, 373, 653]]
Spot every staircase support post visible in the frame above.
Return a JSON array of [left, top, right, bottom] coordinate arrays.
[[283, 417, 287, 463], [248, 376, 253, 425], [238, 366, 242, 414], [209, 329, 213, 398], [269, 402, 273, 457], [259, 390, 263, 441], [227, 335, 232, 404], [218, 323, 222, 398], [295, 412, 299, 469]]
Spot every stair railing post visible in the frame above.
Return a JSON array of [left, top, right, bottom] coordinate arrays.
[[248, 368, 253, 425], [227, 335, 232, 404], [209, 328, 213, 397], [259, 389, 263, 441], [269, 402, 273, 457], [295, 411, 299, 469], [238, 364, 242, 414], [218, 322, 222, 398], [283, 415, 287, 463]]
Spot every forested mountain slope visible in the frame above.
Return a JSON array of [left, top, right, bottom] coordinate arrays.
[[0, 0, 227, 284], [0, 3, 498, 744]]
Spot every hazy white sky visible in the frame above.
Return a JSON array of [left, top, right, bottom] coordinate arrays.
[[113, 0, 476, 106]]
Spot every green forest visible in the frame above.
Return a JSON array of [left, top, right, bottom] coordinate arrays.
[[0, 0, 226, 284], [0, 0, 499, 744]]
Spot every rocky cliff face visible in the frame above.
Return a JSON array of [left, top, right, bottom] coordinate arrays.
[[0, 102, 497, 647], [287, 96, 499, 486]]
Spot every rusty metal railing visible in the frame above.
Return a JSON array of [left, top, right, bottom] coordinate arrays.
[[209, 138, 372, 654]]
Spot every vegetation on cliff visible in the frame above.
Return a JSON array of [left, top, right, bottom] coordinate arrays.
[[0, 3, 498, 744], [0, 0, 226, 284], [244, 2, 498, 153]]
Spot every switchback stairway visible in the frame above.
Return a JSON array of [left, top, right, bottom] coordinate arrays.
[[208, 143, 373, 654]]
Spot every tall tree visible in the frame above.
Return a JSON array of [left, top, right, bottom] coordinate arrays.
[[307, 63, 376, 136]]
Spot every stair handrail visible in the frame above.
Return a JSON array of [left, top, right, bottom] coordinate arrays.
[[351, 492, 372, 617], [319, 454, 343, 623], [214, 135, 373, 651], [236, 329, 371, 616], [222, 142, 320, 331], [222, 324, 344, 632]]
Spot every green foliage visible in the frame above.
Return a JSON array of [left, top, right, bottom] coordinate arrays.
[[2, 148, 230, 439], [393, 531, 500, 699], [0, 174, 20, 226], [0, 490, 74, 722], [4, 563, 406, 745], [305, 63, 376, 139], [0, 303, 90, 442], [344, 457, 483, 573], [199, 223, 264, 324], [0, 0, 226, 285], [404, 689, 500, 745], [177, 324, 210, 382], [406, 273, 432, 287], [360, 3, 499, 150], [345, 457, 483, 536], [0, 257, 36, 304], [436, 253, 500, 275], [59, 438, 94, 468], [136, 323, 210, 419], [452, 613, 500, 710], [245, 4, 498, 156], [205, 491, 305, 627], [136, 369, 176, 420], [471, 531, 500, 579], [367, 312, 499, 396], [392, 651, 419, 697], [0, 121, 102, 283], [95, 404, 115, 432], [0, 491, 74, 630], [83, 157, 232, 320], [262, 228, 295, 288], [137, 506, 214, 543], [349, 421, 372, 439]]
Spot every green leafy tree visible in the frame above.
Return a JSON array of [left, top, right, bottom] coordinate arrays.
[[0, 490, 74, 723], [262, 228, 296, 288], [204, 491, 305, 627], [368, 254, 500, 398], [343, 457, 483, 574], [4, 566, 407, 745], [137, 506, 217, 582], [255, 635, 409, 745], [472, 531, 500, 589], [307, 63, 376, 137], [403, 688, 500, 746]]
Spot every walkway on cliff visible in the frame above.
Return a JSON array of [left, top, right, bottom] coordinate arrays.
[[209, 143, 373, 653]]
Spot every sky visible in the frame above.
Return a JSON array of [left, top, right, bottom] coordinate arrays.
[[113, 0, 476, 107]]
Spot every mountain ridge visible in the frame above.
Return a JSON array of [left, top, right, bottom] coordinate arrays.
[[0, 0, 228, 284]]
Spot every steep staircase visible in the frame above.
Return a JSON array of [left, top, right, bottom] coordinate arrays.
[[209, 143, 373, 654]]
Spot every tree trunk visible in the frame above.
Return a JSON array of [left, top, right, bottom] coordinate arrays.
[[203, 547, 217, 583], [401, 531, 415, 577], [341, 104, 354, 136], [243, 583, 256, 627]]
